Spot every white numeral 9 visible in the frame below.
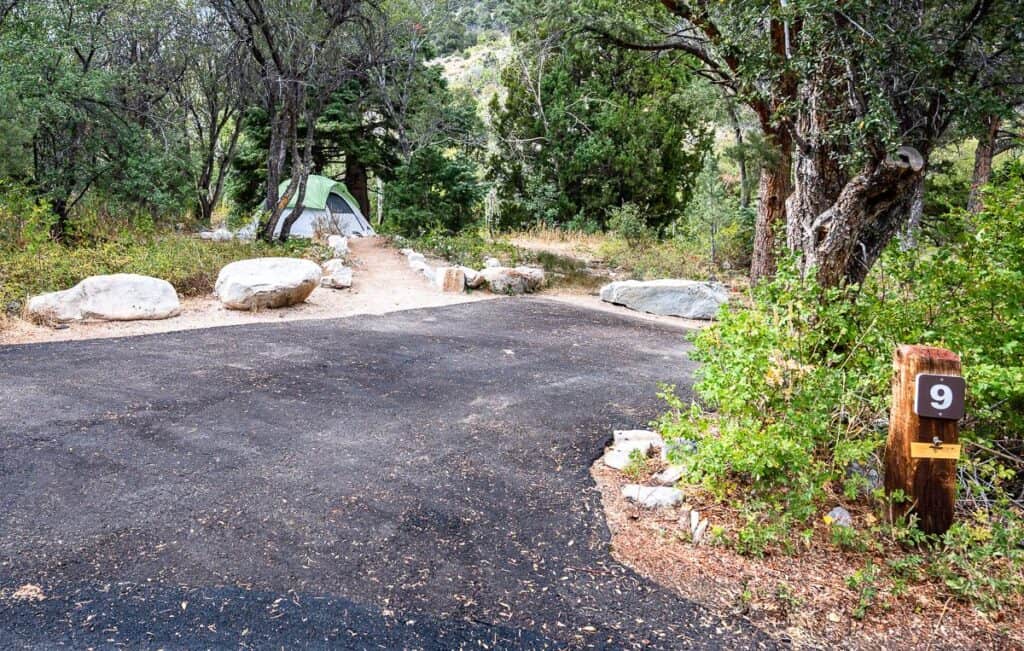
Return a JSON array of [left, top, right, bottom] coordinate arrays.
[[930, 384, 953, 410]]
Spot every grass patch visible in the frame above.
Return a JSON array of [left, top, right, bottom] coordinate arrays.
[[598, 237, 732, 282], [0, 233, 299, 314]]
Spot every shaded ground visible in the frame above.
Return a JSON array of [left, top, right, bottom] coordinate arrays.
[[0, 299, 771, 649]]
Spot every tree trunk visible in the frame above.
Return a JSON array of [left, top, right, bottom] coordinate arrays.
[[789, 147, 925, 287], [50, 197, 69, 242], [260, 105, 292, 241], [750, 133, 792, 283], [345, 156, 371, 217], [967, 115, 1001, 213], [726, 102, 750, 208], [278, 106, 316, 242]]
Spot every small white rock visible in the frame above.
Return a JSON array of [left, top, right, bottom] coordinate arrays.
[[621, 485, 684, 508], [327, 235, 349, 256], [611, 440, 653, 457], [614, 430, 664, 449], [320, 259, 353, 289], [690, 510, 700, 535], [692, 518, 709, 544], [602, 449, 633, 470], [484, 257, 501, 268], [653, 465, 685, 486], [461, 266, 485, 289]]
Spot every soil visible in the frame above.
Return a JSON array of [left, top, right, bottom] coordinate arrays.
[[0, 236, 494, 346], [591, 461, 1024, 650]]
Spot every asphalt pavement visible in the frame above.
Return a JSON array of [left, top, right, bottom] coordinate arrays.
[[0, 298, 772, 649]]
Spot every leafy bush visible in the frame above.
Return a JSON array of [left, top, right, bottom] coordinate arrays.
[[657, 162, 1024, 609], [606, 203, 653, 246], [683, 156, 754, 271]]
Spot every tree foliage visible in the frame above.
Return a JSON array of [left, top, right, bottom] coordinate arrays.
[[584, 0, 1024, 285], [489, 3, 714, 233]]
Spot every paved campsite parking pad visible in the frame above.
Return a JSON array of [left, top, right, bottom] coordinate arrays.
[[0, 299, 772, 648]]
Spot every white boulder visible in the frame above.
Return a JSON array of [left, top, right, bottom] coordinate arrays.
[[599, 279, 728, 320], [327, 235, 349, 256], [621, 485, 685, 508], [321, 259, 353, 289], [409, 259, 435, 283], [484, 257, 501, 268], [479, 266, 545, 295], [460, 266, 485, 289], [215, 258, 321, 310], [27, 274, 180, 323]]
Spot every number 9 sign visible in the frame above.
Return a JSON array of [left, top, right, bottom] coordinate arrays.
[[914, 374, 966, 420]]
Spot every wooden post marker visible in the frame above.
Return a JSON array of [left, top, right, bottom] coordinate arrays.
[[883, 345, 964, 535]]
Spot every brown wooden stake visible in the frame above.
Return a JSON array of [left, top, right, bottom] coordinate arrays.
[[883, 345, 962, 535]]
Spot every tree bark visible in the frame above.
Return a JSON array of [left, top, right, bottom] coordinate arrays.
[[789, 147, 925, 287], [278, 105, 316, 242], [967, 114, 1001, 213], [725, 102, 750, 208], [750, 132, 792, 283], [345, 156, 371, 217]]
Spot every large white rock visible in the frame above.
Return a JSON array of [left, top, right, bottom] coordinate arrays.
[[27, 274, 181, 323], [599, 279, 728, 320], [621, 484, 685, 508], [215, 258, 321, 310], [479, 266, 545, 295], [321, 259, 353, 289]]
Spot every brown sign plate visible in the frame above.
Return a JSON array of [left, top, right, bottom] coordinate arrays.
[[914, 374, 966, 420]]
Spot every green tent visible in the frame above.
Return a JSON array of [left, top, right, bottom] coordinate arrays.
[[273, 175, 374, 238]]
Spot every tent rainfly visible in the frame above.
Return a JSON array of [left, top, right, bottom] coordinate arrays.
[[272, 175, 375, 238]]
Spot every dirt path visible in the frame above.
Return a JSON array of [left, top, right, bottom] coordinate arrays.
[[0, 237, 493, 346]]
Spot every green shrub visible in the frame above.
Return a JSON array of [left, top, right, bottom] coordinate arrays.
[[656, 161, 1024, 611], [384, 147, 484, 237], [606, 203, 653, 246]]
